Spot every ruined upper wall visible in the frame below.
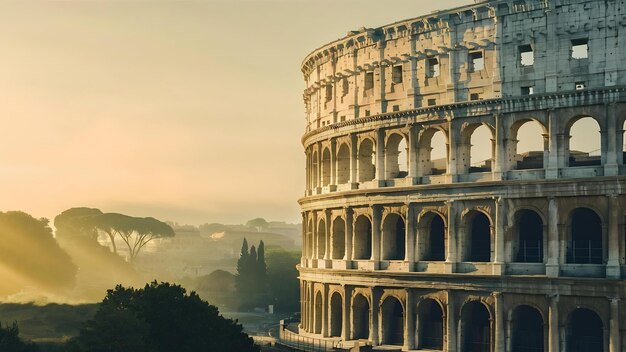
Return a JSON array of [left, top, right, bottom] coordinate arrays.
[[301, 0, 626, 133]]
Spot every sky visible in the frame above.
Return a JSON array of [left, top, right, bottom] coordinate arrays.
[[0, 0, 602, 226]]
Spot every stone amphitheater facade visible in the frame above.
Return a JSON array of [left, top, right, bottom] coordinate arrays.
[[296, 0, 626, 351]]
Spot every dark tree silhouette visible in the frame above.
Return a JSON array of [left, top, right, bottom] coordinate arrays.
[[0, 322, 39, 352], [245, 218, 268, 232], [67, 282, 258, 352]]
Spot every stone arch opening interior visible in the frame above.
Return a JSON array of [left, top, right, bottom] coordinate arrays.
[[430, 130, 447, 175], [321, 148, 331, 186], [352, 294, 370, 340], [515, 210, 543, 263], [468, 212, 491, 262], [330, 292, 342, 337], [462, 301, 491, 352], [568, 117, 601, 167], [511, 305, 544, 352], [425, 214, 446, 261], [567, 208, 602, 264], [381, 297, 404, 346], [317, 219, 326, 259], [336, 143, 350, 184], [353, 216, 372, 260], [514, 120, 545, 170], [418, 299, 444, 350], [332, 217, 346, 260], [358, 139, 375, 182], [567, 308, 603, 352], [314, 291, 323, 334], [382, 214, 406, 260], [470, 125, 494, 173]]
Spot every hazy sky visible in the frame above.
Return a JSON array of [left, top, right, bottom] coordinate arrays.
[[0, 0, 483, 225]]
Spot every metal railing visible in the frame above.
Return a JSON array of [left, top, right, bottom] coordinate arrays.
[[566, 241, 603, 264], [516, 240, 543, 263], [278, 323, 339, 352]]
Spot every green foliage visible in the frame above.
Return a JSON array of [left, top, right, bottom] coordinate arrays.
[[245, 218, 268, 232], [0, 211, 76, 295], [266, 249, 300, 312], [235, 238, 269, 310], [67, 282, 258, 352], [0, 322, 39, 352]]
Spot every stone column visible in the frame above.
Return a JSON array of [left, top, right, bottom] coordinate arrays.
[[546, 109, 559, 179], [408, 124, 419, 180], [324, 209, 332, 261], [370, 287, 382, 345], [301, 213, 307, 265], [376, 129, 386, 185], [316, 142, 323, 189], [448, 120, 458, 178], [446, 291, 457, 352], [350, 133, 358, 185], [345, 208, 354, 263], [493, 113, 506, 180], [493, 197, 506, 275], [405, 203, 416, 270], [312, 212, 319, 261], [372, 205, 382, 266], [330, 139, 337, 186], [494, 292, 505, 351], [609, 298, 620, 352], [446, 25, 457, 102], [604, 103, 619, 175], [445, 200, 457, 273], [607, 195, 620, 278], [341, 286, 353, 341], [548, 295, 559, 352], [405, 289, 416, 350], [546, 197, 560, 277], [322, 284, 329, 337]]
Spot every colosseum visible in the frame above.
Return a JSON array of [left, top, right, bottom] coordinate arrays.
[[291, 0, 626, 351]]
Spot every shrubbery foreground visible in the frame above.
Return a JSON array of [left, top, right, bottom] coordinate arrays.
[[67, 281, 259, 352]]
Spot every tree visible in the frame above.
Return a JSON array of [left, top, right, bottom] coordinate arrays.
[[266, 249, 300, 312], [235, 239, 269, 310], [0, 322, 39, 352], [67, 282, 258, 352], [245, 218, 268, 232], [0, 211, 76, 295]]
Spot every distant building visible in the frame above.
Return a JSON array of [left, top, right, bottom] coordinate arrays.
[[296, 1, 626, 351]]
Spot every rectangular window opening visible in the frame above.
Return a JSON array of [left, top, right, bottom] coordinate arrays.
[[342, 78, 349, 96], [364, 109, 370, 117], [575, 82, 586, 90], [470, 93, 481, 101], [392, 105, 400, 112], [521, 86, 534, 95], [364, 72, 374, 90], [427, 98, 437, 106], [519, 44, 534, 66], [325, 85, 333, 102], [427, 58, 440, 77], [571, 38, 589, 59], [469, 51, 484, 72], [340, 115, 346, 122], [392, 65, 403, 84]]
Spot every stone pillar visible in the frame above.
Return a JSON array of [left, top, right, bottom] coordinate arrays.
[[446, 26, 457, 102], [405, 203, 416, 270], [405, 289, 416, 350], [546, 109, 559, 179], [604, 104, 619, 175], [494, 292, 505, 352], [376, 129, 386, 185], [448, 120, 458, 178], [446, 291, 457, 352], [546, 197, 560, 277], [493, 197, 506, 275], [493, 113, 506, 179], [609, 298, 620, 352], [341, 286, 353, 341], [301, 213, 307, 265], [370, 287, 382, 345], [350, 133, 358, 185], [322, 284, 329, 337], [607, 195, 620, 278], [372, 205, 382, 266], [324, 209, 332, 261], [312, 212, 319, 261], [316, 142, 323, 189], [408, 124, 419, 181], [548, 295, 559, 352], [445, 200, 457, 273], [345, 208, 354, 262], [330, 139, 337, 186]]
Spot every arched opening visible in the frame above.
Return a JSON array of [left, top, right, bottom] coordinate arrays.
[[337, 143, 350, 184], [352, 294, 370, 340], [330, 292, 342, 337], [510, 119, 546, 170], [385, 133, 408, 179], [314, 291, 323, 334], [420, 212, 446, 261], [307, 219, 314, 259], [418, 128, 448, 176], [381, 296, 404, 346], [332, 217, 346, 260], [358, 139, 375, 182], [317, 219, 326, 260], [511, 305, 544, 352], [353, 215, 372, 260], [321, 148, 331, 186], [514, 210, 544, 263], [567, 208, 603, 264], [312, 151, 319, 188], [461, 301, 491, 352], [418, 299, 444, 350], [567, 308, 603, 352], [469, 124, 494, 173], [567, 116, 601, 167], [465, 211, 491, 262], [382, 214, 405, 260]]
